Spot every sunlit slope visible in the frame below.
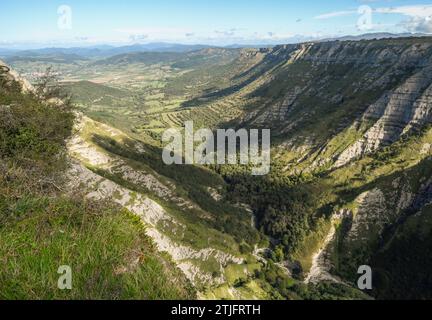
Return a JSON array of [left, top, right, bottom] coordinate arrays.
[[67, 114, 274, 298], [0, 61, 194, 300], [8, 36, 432, 299]]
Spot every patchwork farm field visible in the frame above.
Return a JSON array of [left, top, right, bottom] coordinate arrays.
[[8, 49, 250, 140]]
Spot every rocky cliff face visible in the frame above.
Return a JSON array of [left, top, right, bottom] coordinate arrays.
[[0, 60, 34, 93], [335, 65, 432, 167], [230, 38, 432, 296], [238, 38, 432, 167], [302, 40, 432, 66]]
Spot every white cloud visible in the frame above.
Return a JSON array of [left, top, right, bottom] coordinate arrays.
[[315, 10, 357, 19], [376, 5, 432, 33], [375, 5, 432, 18], [214, 29, 237, 37], [115, 27, 192, 41], [399, 16, 432, 33], [316, 5, 432, 20], [129, 34, 148, 42], [315, 4, 432, 34]]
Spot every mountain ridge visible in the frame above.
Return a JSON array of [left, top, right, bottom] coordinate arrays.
[[2, 35, 432, 299]]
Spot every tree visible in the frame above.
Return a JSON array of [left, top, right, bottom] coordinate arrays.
[[34, 66, 71, 103]]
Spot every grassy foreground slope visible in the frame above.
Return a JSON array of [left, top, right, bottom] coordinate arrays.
[[0, 64, 195, 299]]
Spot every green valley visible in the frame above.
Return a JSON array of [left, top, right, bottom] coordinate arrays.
[[2, 35, 432, 301]]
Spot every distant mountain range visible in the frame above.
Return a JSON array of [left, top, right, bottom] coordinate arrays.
[[320, 32, 430, 42], [0, 43, 214, 58], [1, 33, 430, 60]]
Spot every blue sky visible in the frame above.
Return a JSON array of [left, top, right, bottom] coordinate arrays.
[[1, 0, 432, 48]]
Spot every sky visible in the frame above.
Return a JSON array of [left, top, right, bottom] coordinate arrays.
[[1, 0, 432, 48]]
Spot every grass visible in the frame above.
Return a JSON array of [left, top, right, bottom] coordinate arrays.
[[75, 116, 252, 253], [224, 263, 261, 285], [0, 72, 195, 300], [200, 280, 270, 300], [292, 219, 332, 272], [0, 196, 195, 300]]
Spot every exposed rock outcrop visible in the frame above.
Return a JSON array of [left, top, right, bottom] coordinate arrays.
[[336, 66, 432, 167], [0, 60, 34, 93], [305, 223, 343, 285], [66, 115, 244, 288], [239, 40, 432, 171]]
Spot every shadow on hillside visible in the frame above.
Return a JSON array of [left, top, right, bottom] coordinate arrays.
[[331, 156, 432, 245], [180, 51, 285, 108], [89, 133, 261, 244]]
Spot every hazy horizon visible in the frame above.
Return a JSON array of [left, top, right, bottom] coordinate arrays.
[[1, 0, 432, 49]]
